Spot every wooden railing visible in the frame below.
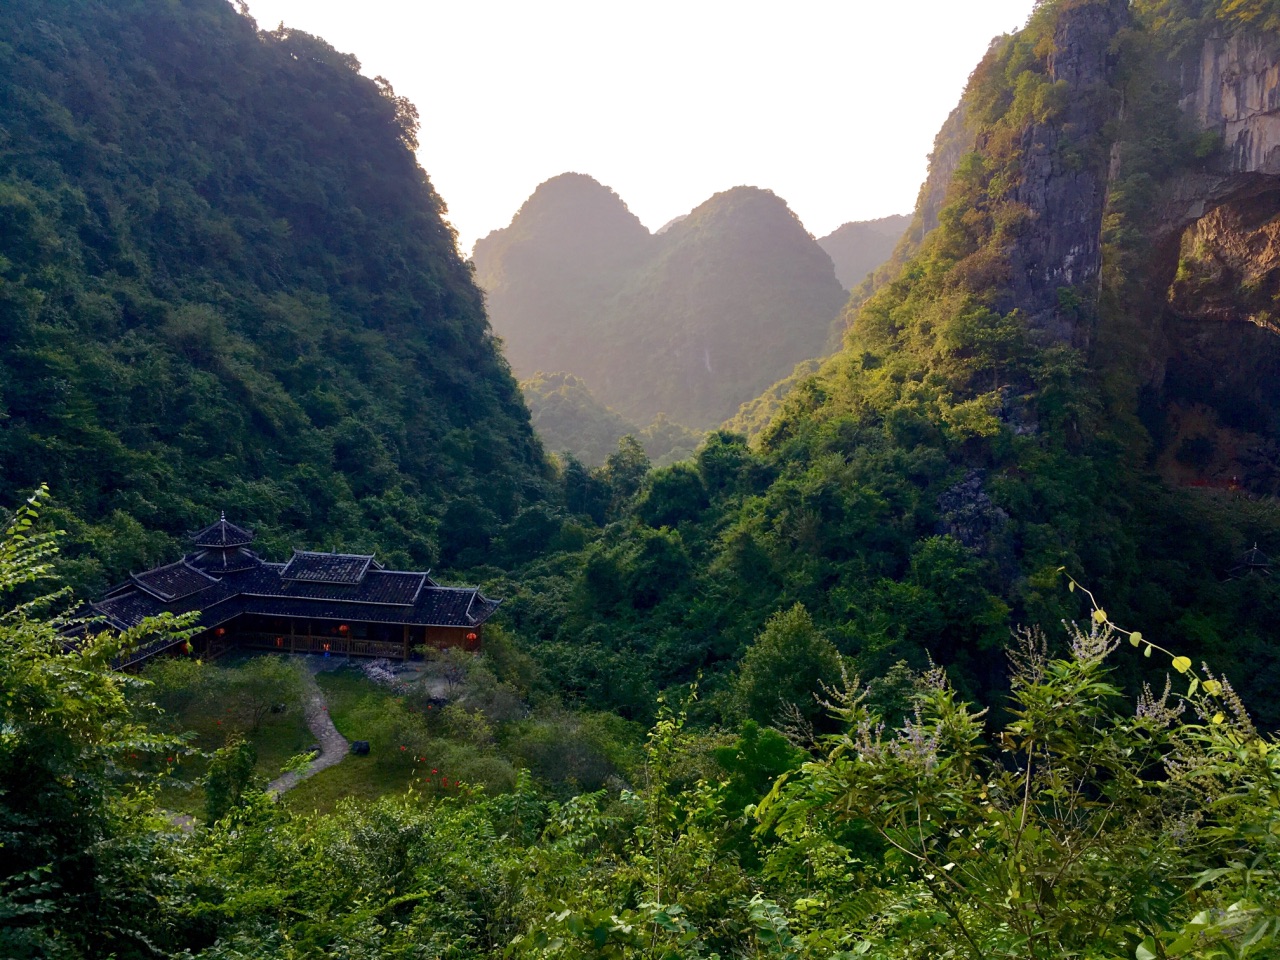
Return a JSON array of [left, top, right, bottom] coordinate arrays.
[[233, 631, 411, 660]]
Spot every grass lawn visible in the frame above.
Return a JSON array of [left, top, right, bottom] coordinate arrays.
[[288, 666, 422, 814], [313, 666, 383, 734], [157, 704, 315, 815], [148, 654, 316, 816], [282, 752, 415, 814]]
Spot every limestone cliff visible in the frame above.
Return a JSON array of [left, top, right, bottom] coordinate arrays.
[[1001, 0, 1129, 344], [1183, 31, 1280, 176], [1138, 20, 1280, 487]]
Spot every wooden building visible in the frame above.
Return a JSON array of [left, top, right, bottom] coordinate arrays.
[[91, 516, 501, 668]]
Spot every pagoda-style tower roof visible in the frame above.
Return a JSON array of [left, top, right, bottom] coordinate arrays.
[[191, 513, 255, 548]]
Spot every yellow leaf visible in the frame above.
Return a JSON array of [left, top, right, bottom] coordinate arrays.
[[1068, 581, 1075, 593], [1092, 608, 1108, 624], [1172, 656, 1192, 674], [1129, 631, 1142, 648], [1144, 645, 1152, 658], [1203, 679, 1222, 696], [1212, 713, 1225, 725]]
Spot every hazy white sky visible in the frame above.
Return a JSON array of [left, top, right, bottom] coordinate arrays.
[[241, 0, 1037, 253]]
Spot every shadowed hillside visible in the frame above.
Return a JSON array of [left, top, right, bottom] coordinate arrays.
[[0, 0, 552, 585]]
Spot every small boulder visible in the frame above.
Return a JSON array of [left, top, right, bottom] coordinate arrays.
[[351, 740, 370, 756]]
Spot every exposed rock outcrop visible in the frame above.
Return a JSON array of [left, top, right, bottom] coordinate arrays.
[[937, 470, 1009, 553], [1184, 31, 1280, 175], [1000, 0, 1130, 345], [1155, 30, 1280, 241]]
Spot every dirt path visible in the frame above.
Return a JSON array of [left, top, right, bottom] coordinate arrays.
[[266, 662, 349, 796]]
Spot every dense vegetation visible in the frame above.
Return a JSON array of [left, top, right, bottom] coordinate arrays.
[[5, 0, 1280, 956], [0, 0, 551, 590], [491, 0, 1280, 734], [521, 372, 702, 469], [474, 175, 848, 430], [4, 494, 1279, 959]]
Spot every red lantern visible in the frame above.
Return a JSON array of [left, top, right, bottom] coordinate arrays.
[[214, 627, 226, 637], [338, 624, 350, 634], [465, 632, 478, 642], [275, 637, 284, 648]]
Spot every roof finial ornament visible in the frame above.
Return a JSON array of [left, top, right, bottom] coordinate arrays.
[[221, 510, 227, 522]]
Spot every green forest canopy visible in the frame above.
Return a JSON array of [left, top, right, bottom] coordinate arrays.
[[0, 0, 552, 590]]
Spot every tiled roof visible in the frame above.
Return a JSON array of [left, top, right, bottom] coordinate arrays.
[[248, 566, 426, 607], [130, 561, 220, 602], [280, 551, 374, 585], [190, 547, 262, 574], [90, 556, 500, 633], [191, 515, 255, 547]]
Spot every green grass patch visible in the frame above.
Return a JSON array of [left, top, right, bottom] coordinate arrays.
[[282, 753, 418, 815], [313, 666, 396, 735], [141, 655, 314, 816]]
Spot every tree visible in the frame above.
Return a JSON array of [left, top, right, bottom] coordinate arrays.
[[0, 488, 189, 957], [222, 656, 306, 733], [636, 462, 708, 528], [733, 603, 844, 728], [203, 738, 259, 823], [600, 435, 651, 518]]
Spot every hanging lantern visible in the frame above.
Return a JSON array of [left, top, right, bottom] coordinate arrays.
[[338, 624, 350, 634], [275, 637, 284, 648], [214, 627, 226, 637], [465, 632, 478, 642]]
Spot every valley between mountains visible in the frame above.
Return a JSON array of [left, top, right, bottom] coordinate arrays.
[[3, 1, 1280, 957]]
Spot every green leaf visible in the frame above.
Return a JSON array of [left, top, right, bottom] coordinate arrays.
[[1129, 631, 1142, 647], [1144, 644, 1153, 658], [1136, 941, 1157, 960], [1188, 677, 1199, 696]]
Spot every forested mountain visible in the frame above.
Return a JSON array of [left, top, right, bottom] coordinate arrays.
[[473, 176, 848, 429], [0, 0, 551, 586], [817, 213, 910, 289], [472, 173, 653, 396], [8, 2, 1280, 959], [505, 0, 1280, 729]]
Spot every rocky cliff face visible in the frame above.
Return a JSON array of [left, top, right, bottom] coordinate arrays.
[[1141, 24, 1280, 487], [1001, 0, 1129, 344], [1154, 30, 1280, 241], [1184, 31, 1280, 175]]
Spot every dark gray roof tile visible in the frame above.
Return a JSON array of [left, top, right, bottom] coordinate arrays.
[[280, 550, 374, 585]]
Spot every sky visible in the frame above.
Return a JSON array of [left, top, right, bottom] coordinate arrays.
[[242, 0, 1038, 254]]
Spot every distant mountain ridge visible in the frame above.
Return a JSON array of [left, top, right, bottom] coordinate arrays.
[[473, 174, 848, 430], [818, 214, 910, 290]]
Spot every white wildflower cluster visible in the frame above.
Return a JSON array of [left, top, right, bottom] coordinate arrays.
[[360, 657, 406, 691]]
